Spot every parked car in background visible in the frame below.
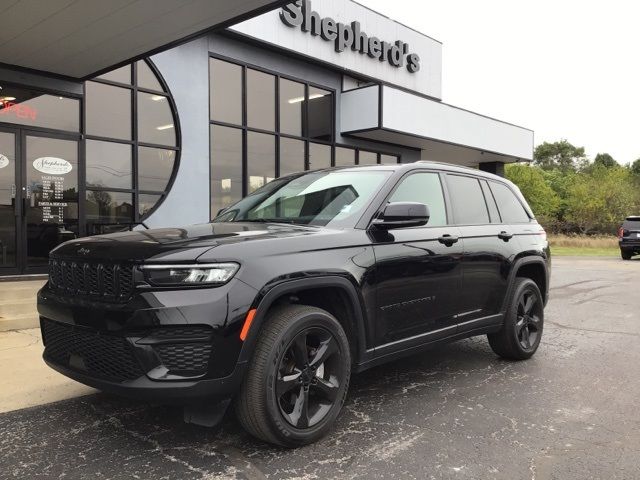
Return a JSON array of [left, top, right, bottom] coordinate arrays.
[[619, 216, 640, 260], [37, 162, 550, 447]]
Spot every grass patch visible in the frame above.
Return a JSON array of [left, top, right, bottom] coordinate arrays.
[[548, 234, 619, 256]]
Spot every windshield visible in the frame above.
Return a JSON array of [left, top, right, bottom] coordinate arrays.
[[213, 170, 392, 227]]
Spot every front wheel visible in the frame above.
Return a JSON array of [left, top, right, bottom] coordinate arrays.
[[235, 304, 351, 447], [488, 278, 544, 360]]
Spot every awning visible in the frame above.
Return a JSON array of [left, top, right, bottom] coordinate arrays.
[[341, 85, 533, 165], [0, 0, 286, 79]]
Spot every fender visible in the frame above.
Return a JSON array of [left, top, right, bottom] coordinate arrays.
[[237, 275, 371, 366], [500, 255, 550, 314]]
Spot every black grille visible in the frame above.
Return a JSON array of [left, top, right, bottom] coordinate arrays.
[[48, 258, 134, 301], [155, 343, 213, 373], [42, 319, 143, 382]]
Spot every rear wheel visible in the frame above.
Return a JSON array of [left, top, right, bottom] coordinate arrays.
[[621, 249, 633, 260], [235, 304, 351, 447], [488, 278, 544, 360]]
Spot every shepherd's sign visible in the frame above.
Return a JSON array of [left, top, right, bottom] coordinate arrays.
[[280, 0, 421, 73]]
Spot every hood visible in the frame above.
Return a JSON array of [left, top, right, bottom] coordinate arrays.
[[51, 222, 327, 263]]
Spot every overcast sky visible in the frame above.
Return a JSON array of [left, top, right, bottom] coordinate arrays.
[[361, 0, 640, 165]]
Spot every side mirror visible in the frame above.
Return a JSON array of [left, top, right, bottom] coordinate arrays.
[[371, 202, 430, 230]]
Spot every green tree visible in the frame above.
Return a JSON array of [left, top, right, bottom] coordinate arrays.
[[505, 164, 560, 227], [631, 158, 640, 176], [533, 140, 588, 172], [564, 165, 635, 234], [593, 153, 616, 168]]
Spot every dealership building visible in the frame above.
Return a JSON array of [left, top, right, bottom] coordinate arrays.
[[0, 0, 533, 277]]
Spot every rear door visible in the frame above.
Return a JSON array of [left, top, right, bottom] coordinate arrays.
[[444, 174, 519, 328], [372, 171, 464, 351]]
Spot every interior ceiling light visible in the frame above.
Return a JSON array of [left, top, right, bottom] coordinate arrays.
[[1, 96, 16, 101], [288, 93, 326, 104], [151, 95, 165, 101], [156, 123, 174, 130]]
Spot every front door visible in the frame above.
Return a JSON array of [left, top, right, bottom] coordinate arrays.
[[372, 171, 464, 353], [0, 128, 79, 275]]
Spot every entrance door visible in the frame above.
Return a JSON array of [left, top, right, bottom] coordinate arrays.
[[0, 129, 19, 274], [0, 128, 79, 275], [23, 132, 79, 273]]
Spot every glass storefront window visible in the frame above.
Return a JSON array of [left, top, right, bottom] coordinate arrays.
[[279, 79, 304, 136], [0, 88, 79, 132], [381, 154, 399, 164], [86, 140, 132, 189], [335, 147, 356, 166], [137, 92, 176, 146], [307, 86, 332, 141], [138, 147, 175, 192], [138, 193, 162, 217], [210, 125, 242, 215], [86, 81, 131, 140], [85, 191, 133, 223], [247, 131, 275, 193], [309, 142, 331, 170], [359, 150, 378, 165], [210, 59, 242, 125], [247, 69, 275, 131], [280, 137, 305, 176], [136, 60, 163, 91]]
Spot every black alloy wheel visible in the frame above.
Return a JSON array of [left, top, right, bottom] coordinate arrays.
[[236, 304, 351, 447], [488, 277, 544, 360], [276, 327, 345, 429]]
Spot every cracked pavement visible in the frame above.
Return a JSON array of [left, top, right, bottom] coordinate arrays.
[[1, 256, 639, 479]]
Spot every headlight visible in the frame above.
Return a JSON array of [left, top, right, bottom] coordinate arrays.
[[140, 263, 239, 286]]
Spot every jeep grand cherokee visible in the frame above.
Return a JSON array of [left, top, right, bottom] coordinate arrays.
[[38, 162, 550, 447]]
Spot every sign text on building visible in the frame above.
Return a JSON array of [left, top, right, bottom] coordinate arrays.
[[280, 0, 421, 73]]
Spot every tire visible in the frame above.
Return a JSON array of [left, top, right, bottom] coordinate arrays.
[[621, 249, 632, 260], [235, 304, 351, 447], [488, 277, 544, 361]]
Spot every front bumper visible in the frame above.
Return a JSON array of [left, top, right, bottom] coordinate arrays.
[[37, 278, 258, 404]]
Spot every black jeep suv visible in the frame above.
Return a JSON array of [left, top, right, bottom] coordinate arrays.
[[38, 162, 550, 447], [619, 216, 640, 260]]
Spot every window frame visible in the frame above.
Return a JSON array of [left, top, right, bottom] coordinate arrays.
[[487, 179, 533, 224], [83, 59, 181, 229], [367, 169, 451, 229], [443, 173, 492, 226], [208, 53, 402, 220]]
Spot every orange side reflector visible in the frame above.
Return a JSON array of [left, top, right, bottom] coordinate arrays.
[[239, 308, 257, 341]]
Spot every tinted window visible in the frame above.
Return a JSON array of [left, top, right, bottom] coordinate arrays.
[[490, 181, 530, 223], [359, 151, 377, 165], [85, 191, 133, 223], [210, 59, 242, 125], [97, 65, 131, 84], [480, 180, 501, 223], [247, 131, 275, 193], [136, 61, 162, 91], [138, 147, 175, 192], [335, 147, 355, 166], [446, 175, 490, 224], [210, 125, 243, 215], [0, 87, 79, 132], [280, 137, 305, 176], [86, 81, 131, 140], [381, 154, 398, 164], [137, 92, 176, 146], [279, 78, 304, 136], [309, 143, 331, 170], [389, 172, 447, 226], [247, 69, 275, 131], [307, 86, 332, 140], [86, 140, 132, 189]]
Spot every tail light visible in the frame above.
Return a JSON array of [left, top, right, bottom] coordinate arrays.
[[618, 227, 624, 239]]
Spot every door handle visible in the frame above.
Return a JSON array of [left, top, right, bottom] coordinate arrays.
[[498, 231, 514, 241], [438, 234, 459, 246]]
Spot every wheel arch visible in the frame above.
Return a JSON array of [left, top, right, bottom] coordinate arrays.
[[501, 257, 549, 313], [237, 276, 370, 367]]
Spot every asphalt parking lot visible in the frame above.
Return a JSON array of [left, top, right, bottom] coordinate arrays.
[[1, 256, 639, 480]]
